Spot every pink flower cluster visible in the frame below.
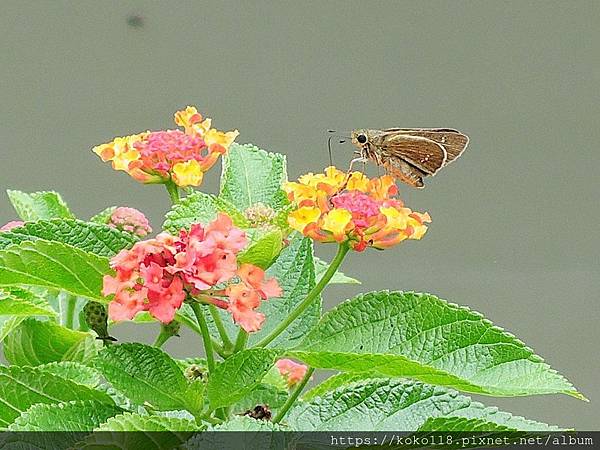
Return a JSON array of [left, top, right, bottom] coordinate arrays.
[[108, 207, 152, 237], [276, 359, 309, 387], [102, 213, 282, 332]]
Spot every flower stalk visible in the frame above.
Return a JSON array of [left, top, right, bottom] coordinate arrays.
[[209, 304, 234, 351], [272, 367, 315, 424], [165, 180, 180, 204], [190, 302, 216, 374], [256, 243, 350, 348]]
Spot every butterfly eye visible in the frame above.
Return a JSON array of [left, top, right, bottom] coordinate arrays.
[[357, 134, 367, 144]]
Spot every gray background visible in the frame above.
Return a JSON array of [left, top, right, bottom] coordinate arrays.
[[1, 1, 598, 430]]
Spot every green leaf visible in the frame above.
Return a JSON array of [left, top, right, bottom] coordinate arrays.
[[191, 416, 286, 450], [75, 412, 200, 449], [3, 318, 98, 366], [163, 191, 249, 233], [8, 400, 122, 431], [0, 365, 114, 427], [207, 348, 278, 409], [89, 206, 117, 224], [37, 361, 101, 387], [237, 228, 283, 269], [95, 343, 203, 415], [0, 287, 57, 317], [256, 235, 320, 348], [94, 412, 201, 432], [0, 240, 109, 302], [0, 219, 137, 256], [219, 143, 288, 211], [233, 383, 289, 414], [302, 372, 367, 401], [417, 416, 512, 432], [287, 378, 563, 431], [0, 316, 25, 342], [314, 256, 360, 284], [288, 291, 583, 399], [205, 234, 320, 349], [210, 415, 284, 431], [7, 189, 74, 221]]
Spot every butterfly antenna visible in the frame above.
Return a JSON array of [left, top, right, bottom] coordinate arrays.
[[327, 135, 334, 167]]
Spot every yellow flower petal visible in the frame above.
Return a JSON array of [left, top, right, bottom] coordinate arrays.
[[92, 134, 144, 172], [380, 206, 409, 230], [288, 206, 321, 232], [172, 160, 204, 187], [321, 208, 352, 241], [203, 128, 239, 150], [346, 172, 369, 191]]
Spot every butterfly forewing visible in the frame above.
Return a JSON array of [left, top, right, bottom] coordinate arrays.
[[382, 128, 469, 164]]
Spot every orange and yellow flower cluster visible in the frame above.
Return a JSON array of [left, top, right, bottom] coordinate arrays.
[[92, 106, 238, 187], [285, 167, 431, 251]]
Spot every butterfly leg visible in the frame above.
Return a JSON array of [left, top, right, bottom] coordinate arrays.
[[347, 152, 368, 173]]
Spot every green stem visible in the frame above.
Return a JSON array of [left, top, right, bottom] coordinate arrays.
[[152, 331, 169, 348], [256, 243, 350, 348], [233, 329, 248, 353], [209, 305, 234, 350], [65, 296, 76, 329], [165, 180, 180, 204], [272, 367, 315, 424], [190, 302, 216, 374]]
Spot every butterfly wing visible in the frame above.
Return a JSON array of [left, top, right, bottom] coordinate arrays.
[[378, 133, 447, 175], [382, 157, 427, 188], [382, 128, 469, 164]]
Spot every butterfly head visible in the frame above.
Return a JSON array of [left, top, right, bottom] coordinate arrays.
[[351, 129, 371, 150]]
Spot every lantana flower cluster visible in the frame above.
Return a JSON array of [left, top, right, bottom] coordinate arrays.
[[92, 106, 238, 187], [276, 359, 309, 387], [103, 213, 281, 332], [107, 207, 152, 237], [285, 167, 431, 251]]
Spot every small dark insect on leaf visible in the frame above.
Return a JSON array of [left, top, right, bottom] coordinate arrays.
[[126, 14, 144, 28], [242, 404, 272, 421]]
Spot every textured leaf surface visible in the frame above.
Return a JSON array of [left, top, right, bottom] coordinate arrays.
[[7, 190, 74, 221], [78, 412, 199, 449], [237, 228, 283, 269], [0, 240, 109, 301], [162, 191, 248, 233], [37, 361, 101, 387], [213, 416, 284, 432], [289, 291, 582, 399], [0, 219, 137, 256], [233, 383, 289, 414], [95, 343, 203, 415], [0, 287, 57, 317], [314, 256, 360, 284], [219, 143, 288, 211], [207, 348, 278, 409], [287, 378, 563, 431], [302, 372, 367, 401], [0, 316, 25, 342], [191, 416, 286, 450], [0, 365, 114, 427], [3, 318, 97, 366], [94, 412, 201, 431], [206, 235, 320, 349], [8, 400, 121, 431]]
